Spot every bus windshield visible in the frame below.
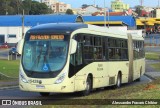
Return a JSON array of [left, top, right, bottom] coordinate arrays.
[[22, 34, 69, 73]]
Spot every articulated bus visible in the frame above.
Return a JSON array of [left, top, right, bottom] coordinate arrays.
[[17, 23, 145, 96]]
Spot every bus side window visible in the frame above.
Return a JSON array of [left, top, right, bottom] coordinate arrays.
[[109, 48, 113, 59], [121, 49, 128, 60], [70, 35, 83, 66], [76, 43, 83, 65], [70, 54, 76, 66], [83, 35, 94, 63]]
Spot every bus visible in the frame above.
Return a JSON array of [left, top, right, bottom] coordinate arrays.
[[17, 23, 145, 96]]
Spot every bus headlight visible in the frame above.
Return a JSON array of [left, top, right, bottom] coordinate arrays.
[[20, 72, 28, 83], [54, 72, 66, 84]]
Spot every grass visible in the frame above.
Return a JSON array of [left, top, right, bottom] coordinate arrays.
[[145, 52, 160, 71], [0, 59, 20, 78], [145, 52, 160, 60], [150, 63, 160, 72], [29, 79, 160, 108]]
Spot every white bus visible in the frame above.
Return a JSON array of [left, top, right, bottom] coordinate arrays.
[[17, 23, 145, 96]]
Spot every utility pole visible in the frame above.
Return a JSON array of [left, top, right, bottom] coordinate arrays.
[[5, 1, 8, 15], [22, 10, 24, 39], [107, 8, 109, 28], [104, 0, 106, 27]]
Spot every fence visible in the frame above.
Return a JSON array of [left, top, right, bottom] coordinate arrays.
[[144, 35, 160, 46]]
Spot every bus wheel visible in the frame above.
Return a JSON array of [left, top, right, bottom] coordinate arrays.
[[80, 76, 92, 96], [39, 92, 50, 97], [115, 73, 121, 88]]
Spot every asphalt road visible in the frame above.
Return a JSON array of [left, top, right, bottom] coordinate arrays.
[[0, 49, 9, 59], [0, 75, 152, 99]]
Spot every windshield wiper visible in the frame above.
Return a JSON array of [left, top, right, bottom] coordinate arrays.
[[30, 46, 43, 74]]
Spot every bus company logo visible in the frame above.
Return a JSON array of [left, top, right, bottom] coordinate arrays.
[[28, 79, 42, 84], [2, 100, 11, 105]]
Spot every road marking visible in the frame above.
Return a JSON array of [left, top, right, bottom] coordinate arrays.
[[0, 86, 18, 91]]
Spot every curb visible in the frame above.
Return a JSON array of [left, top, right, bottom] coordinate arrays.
[[144, 73, 156, 80], [0, 86, 18, 90], [0, 72, 18, 79]]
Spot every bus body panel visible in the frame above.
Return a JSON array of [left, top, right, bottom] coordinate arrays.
[[73, 61, 129, 90], [133, 58, 145, 80]]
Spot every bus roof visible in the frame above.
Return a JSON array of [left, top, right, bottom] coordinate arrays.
[[27, 23, 88, 34], [26, 23, 143, 40], [28, 23, 127, 35]]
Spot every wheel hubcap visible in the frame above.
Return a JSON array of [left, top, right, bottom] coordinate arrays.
[[117, 77, 120, 87], [86, 82, 89, 90]]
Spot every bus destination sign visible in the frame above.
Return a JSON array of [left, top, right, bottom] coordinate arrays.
[[30, 35, 64, 40]]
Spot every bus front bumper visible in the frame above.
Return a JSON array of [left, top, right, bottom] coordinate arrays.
[[19, 82, 75, 93]]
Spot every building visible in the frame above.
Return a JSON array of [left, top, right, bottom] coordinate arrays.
[[72, 8, 81, 15], [78, 5, 103, 16], [92, 11, 126, 16], [111, 0, 129, 12], [41, 0, 58, 7], [0, 15, 83, 45], [152, 8, 160, 18], [41, 0, 71, 13], [83, 16, 136, 30], [51, 2, 71, 13], [0, 27, 30, 46]]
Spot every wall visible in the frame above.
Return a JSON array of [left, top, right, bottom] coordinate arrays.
[[0, 27, 30, 46], [156, 9, 160, 18]]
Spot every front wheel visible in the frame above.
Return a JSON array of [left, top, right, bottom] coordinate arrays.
[[39, 92, 50, 97], [80, 76, 92, 96]]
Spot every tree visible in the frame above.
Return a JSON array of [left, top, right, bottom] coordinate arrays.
[[135, 5, 143, 17], [22, 0, 32, 15], [30, 1, 51, 15], [66, 9, 74, 15], [10, 0, 23, 14], [0, 0, 51, 15], [0, 0, 11, 15]]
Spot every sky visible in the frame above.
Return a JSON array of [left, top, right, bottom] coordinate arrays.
[[48, 0, 159, 8]]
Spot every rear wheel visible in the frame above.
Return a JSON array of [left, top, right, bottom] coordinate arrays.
[[115, 73, 121, 88], [80, 76, 92, 96], [39, 92, 50, 97]]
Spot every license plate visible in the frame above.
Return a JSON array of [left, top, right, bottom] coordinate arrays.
[[36, 85, 45, 89]]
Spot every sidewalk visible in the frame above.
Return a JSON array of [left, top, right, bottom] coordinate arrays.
[[0, 80, 18, 88], [145, 72, 160, 80]]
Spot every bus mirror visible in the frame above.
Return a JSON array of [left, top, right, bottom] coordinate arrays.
[[17, 39, 24, 55], [70, 39, 77, 54]]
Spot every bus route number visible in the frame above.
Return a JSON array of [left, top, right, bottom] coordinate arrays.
[[30, 35, 64, 40]]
